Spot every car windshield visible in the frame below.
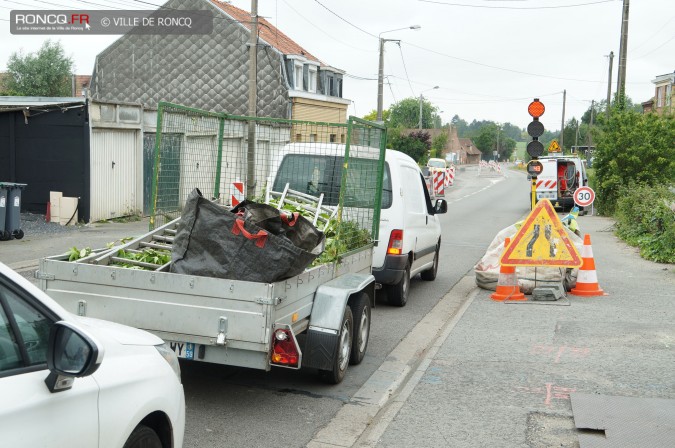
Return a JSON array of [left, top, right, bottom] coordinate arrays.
[[427, 160, 446, 168]]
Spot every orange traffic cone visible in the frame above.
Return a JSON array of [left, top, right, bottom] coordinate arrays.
[[570, 234, 606, 297], [491, 237, 526, 301]]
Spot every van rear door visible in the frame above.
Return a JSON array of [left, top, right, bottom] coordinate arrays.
[[535, 159, 559, 201]]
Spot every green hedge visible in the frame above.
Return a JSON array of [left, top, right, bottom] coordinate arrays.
[[615, 184, 675, 263]]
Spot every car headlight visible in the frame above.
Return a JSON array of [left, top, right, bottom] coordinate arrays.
[[155, 343, 182, 382]]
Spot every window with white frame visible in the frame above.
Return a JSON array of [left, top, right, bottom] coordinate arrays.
[[294, 64, 303, 91], [666, 84, 672, 106], [308, 67, 317, 93], [657, 86, 664, 107]]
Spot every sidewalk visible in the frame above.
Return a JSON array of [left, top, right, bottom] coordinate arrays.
[[372, 215, 675, 447], [0, 217, 151, 270]]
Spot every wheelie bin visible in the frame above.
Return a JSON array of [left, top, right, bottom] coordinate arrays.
[[0, 183, 9, 241], [5, 183, 27, 240]]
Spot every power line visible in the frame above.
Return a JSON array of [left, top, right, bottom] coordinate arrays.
[[311, 0, 376, 38], [633, 34, 675, 59], [396, 42, 416, 97], [418, 0, 620, 10], [280, 0, 373, 53], [630, 14, 675, 51]]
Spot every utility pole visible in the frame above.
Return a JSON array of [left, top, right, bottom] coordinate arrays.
[[560, 89, 566, 151], [247, 0, 258, 199], [377, 38, 385, 122], [418, 93, 423, 129], [616, 0, 630, 104], [606, 51, 614, 120], [496, 125, 500, 161], [588, 100, 595, 147]]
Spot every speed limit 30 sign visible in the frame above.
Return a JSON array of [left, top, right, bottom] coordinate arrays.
[[574, 186, 595, 207]]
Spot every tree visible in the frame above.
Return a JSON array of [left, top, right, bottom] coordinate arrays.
[[363, 109, 390, 125], [451, 115, 468, 137], [6, 40, 74, 96], [593, 108, 675, 215], [431, 130, 448, 158], [389, 129, 431, 163], [473, 124, 498, 158], [389, 97, 438, 129], [501, 123, 524, 142]]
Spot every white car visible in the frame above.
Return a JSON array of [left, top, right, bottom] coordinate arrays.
[[0, 262, 185, 448], [372, 150, 447, 306]]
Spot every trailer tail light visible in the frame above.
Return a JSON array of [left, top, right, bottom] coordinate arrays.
[[387, 229, 403, 255], [270, 326, 301, 369]]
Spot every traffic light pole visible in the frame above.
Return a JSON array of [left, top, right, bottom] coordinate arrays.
[[526, 98, 546, 210]]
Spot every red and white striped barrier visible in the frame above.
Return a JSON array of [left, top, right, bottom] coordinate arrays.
[[231, 181, 245, 207], [433, 170, 445, 196], [445, 165, 455, 186]]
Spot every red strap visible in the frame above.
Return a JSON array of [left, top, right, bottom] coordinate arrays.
[[280, 212, 299, 227], [231, 219, 268, 248]]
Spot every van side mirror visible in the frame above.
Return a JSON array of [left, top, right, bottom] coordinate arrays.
[[433, 199, 447, 214], [45, 321, 103, 393]]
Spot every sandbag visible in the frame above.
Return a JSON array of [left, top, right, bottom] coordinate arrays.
[[171, 189, 325, 283], [474, 222, 582, 294]]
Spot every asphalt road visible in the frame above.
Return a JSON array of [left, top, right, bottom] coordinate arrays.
[[1, 164, 535, 447]]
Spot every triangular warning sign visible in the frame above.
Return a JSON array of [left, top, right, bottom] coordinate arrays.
[[501, 199, 582, 267], [548, 140, 561, 152]]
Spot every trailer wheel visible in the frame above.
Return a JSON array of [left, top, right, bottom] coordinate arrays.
[[319, 306, 353, 384], [349, 293, 371, 365], [387, 260, 410, 307]]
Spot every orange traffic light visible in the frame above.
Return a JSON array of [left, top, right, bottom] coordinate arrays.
[[528, 99, 545, 118]]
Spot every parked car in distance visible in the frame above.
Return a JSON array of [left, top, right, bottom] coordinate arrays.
[[372, 150, 447, 306], [0, 262, 185, 448], [427, 157, 448, 169]]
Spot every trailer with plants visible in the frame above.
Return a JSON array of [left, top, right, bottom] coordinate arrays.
[[38, 103, 386, 384]]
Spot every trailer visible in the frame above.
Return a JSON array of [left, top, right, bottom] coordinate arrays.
[[38, 103, 387, 384]]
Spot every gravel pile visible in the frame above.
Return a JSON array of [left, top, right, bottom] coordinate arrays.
[[17, 213, 82, 236]]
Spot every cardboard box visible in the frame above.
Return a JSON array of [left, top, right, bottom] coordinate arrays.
[[49, 191, 62, 223]]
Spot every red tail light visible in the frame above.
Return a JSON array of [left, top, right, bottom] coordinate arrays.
[[387, 229, 403, 255], [270, 327, 301, 369]]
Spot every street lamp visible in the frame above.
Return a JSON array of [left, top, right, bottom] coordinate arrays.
[[377, 25, 421, 122], [418, 86, 438, 129]]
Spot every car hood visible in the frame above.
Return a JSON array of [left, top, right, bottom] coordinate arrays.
[[73, 315, 163, 346]]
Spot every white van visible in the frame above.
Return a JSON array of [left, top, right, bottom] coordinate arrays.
[[372, 150, 447, 306], [532, 155, 589, 213], [269, 145, 447, 307]]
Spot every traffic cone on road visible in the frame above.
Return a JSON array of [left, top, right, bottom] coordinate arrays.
[[491, 237, 526, 301], [570, 234, 606, 297]]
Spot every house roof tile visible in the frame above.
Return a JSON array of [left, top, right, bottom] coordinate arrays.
[[459, 138, 481, 155], [211, 1, 322, 64]]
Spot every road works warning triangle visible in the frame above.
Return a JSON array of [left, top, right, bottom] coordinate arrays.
[[501, 199, 582, 267]]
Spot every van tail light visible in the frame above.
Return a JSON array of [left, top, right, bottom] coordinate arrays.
[[270, 326, 302, 369], [387, 229, 403, 255]]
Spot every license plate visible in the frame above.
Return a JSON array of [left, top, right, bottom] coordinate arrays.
[[168, 341, 197, 360], [537, 192, 556, 200]]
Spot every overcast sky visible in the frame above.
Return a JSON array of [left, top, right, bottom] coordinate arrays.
[[1, 0, 672, 131]]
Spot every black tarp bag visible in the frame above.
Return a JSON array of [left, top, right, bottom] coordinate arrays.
[[230, 200, 324, 252], [171, 189, 325, 283]]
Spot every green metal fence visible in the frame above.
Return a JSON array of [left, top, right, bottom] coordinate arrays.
[[150, 102, 387, 259]]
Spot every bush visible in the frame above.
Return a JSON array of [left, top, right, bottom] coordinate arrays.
[[593, 110, 675, 215], [614, 184, 675, 263]]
